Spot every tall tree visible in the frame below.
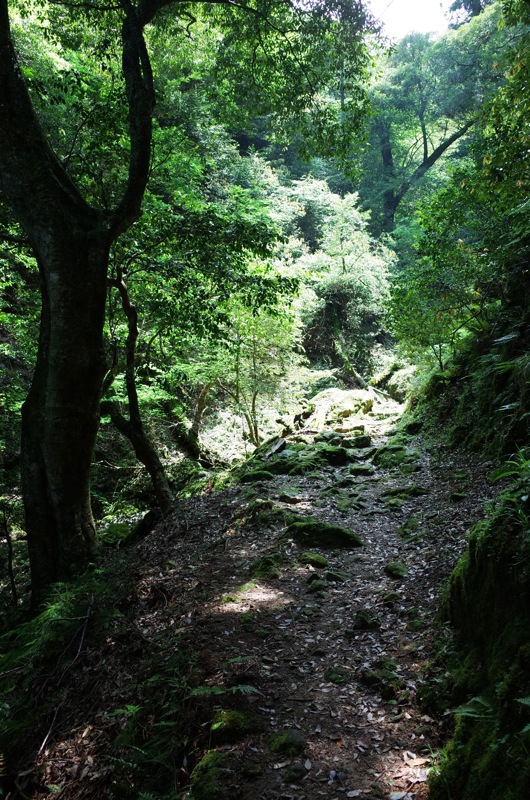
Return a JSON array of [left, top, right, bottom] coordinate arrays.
[[0, 0, 372, 603], [359, 4, 505, 233]]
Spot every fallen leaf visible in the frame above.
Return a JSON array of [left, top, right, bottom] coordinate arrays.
[[406, 757, 430, 767]]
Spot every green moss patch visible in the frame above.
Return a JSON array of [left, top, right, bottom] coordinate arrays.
[[99, 522, 134, 546], [382, 484, 429, 499], [349, 463, 376, 476], [425, 479, 530, 800], [336, 494, 366, 512], [240, 470, 276, 483], [398, 516, 422, 541], [384, 562, 408, 579], [250, 553, 283, 579], [269, 728, 306, 757], [283, 763, 307, 784], [190, 751, 230, 800], [326, 667, 349, 684], [348, 434, 372, 448], [314, 444, 354, 466], [211, 709, 264, 743], [282, 518, 364, 548], [372, 445, 419, 469], [306, 578, 328, 593], [325, 570, 348, 583], [298, 552, 330, 568], [353, 609, 381, 630], [359, 661, 406, 700]]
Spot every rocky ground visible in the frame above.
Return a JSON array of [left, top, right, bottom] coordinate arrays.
[[11, 391, 496, 800]]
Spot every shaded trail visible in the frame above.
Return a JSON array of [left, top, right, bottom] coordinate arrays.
[[30, 396, 494, 799]]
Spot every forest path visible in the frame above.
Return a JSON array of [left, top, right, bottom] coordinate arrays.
[[129, 397, 494, 800], [28, 396, 495, 800]]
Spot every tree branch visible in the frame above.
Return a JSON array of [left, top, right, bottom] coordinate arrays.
[[395, 118, 475, 206]]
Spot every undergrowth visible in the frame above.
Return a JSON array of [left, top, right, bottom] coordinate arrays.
[[424, 468, 530, 800], [412, 319, 530, 456], [0, 548, 202, 799]]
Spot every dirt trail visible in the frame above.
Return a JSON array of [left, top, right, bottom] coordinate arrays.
[[129, 397, 494, 800], [26, 396, 495, 799]]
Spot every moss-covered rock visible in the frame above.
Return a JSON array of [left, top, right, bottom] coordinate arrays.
[[189, 751, 230, 800], [210, 709, 264, 743], [269, 729, 306, 757], [426, 482, 530, 800], [353, 609, 381, 630], [382, 591, 401, 607], [372, 444, 419, 469], [398, 516, 421, 541], [306, 578, 328, 594], [314, 444, 354, 466], [384, 562, 408, 579], [240, 469, 276, 483], [326, 666, 349, 684], [349, 463, 376, 476], [250, 554, 283, 579], [359, 661, 405, 700], [283, 762, 307, 784], [282, 518, 364, 548], [298, 552, 330, 568], [302, 388, 374, 430], [325, 570, 348, 583], [255, 507, 302, 527], [348, 434, 372, 449], [314, 430, 344, 445]]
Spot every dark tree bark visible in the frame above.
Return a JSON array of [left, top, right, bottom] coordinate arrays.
[[20, 236, 110, 596], [376, 120, 398, 235]]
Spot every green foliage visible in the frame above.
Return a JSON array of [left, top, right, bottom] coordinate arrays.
[[189, 750, 230, 800], [0, 234, 38, 481], [188, 684, 261, 698], [388, 204, 496, 369], [387, 2, 530, 371], [276, 179, 394, 372], [359, 5, 506, 234]]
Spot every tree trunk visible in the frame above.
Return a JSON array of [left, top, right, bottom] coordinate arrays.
[[101, 400, 174, 514], [105, 268, 174, 513], [377, 120, 399, 234], [21, 233, 110, 602], [0, 0, 156, 603]]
